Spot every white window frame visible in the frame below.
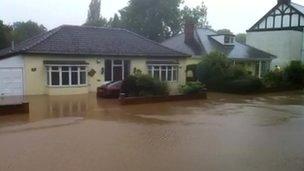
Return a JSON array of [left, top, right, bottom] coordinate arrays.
[[147, 64, 179, 82], [45, 65, 87, 87]]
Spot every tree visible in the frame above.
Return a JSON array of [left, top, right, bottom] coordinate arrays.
[[181, 1, 209, 28], [12, 21, 47, 43], [84, 0, 108, 27], [217, 29, 234, 35], [236, 33, 246, 44], [0, 20, 12, 49], [197, 51, 231, 86], [108, 14, 121, 28], [119, 0, 183, 42]]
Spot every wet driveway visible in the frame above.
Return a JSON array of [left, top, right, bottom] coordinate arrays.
[[0, 91, 304, 171]]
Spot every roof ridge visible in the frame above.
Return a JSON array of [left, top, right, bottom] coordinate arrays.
[[122, 29, 190, 56], [61, 24, 126, 31], [194, 29, 207, 54], [22, 26, 64, 52]]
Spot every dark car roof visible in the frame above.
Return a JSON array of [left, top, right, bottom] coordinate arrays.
[[162, 28, 276, 61], [0, 25, 189, 59]]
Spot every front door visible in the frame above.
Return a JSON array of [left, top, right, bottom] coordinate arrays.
[[113, 66, 123, 81], [105, 59, 130, 82]]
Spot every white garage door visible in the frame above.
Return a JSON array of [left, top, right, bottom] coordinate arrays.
[[0, 68, 23, 96]]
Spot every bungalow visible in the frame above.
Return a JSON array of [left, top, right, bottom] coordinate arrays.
[[0, 25, 189, 96], [161, 22, 276, 78]]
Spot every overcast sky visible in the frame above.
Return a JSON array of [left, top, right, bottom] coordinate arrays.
[[1, 0, 304, 33]]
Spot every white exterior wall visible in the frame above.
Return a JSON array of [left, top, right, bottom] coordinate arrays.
[[246, 30, 303, 68]]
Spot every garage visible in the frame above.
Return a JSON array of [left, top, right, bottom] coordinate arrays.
[[0, 56, 24, 97], [0, 68, 23, 96]]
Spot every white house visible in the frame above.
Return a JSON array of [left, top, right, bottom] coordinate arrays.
[[247, 0, 304, 68]]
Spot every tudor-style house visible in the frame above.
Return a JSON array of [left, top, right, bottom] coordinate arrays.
[[0, 25, 189, 96], [162, 21, 275, 78], [247, 0, 304, 68]]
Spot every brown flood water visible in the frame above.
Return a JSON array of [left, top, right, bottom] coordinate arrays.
[[0, 91, 304, 171]]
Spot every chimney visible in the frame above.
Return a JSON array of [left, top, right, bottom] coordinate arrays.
[[184, 20, 195, 44], [184, 19, 202, 55], [278, 0, 291, 4]]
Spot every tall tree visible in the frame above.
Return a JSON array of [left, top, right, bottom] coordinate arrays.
[[84, 0, 108, 27], [0, 20, 12, 49], [181, 1, 209, 28], [217, 29, 234, 35], [108, 14, 121, 28], [236, 33, 246, 44], [12, 20, 47, 43], [119, 0, 182, 42]]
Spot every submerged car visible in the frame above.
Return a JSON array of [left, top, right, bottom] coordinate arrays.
[[97, 81, 123, 98]]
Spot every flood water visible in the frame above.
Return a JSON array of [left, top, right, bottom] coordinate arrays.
[[0, 91, 304, 171]]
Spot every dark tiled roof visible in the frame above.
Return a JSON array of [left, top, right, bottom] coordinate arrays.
[[0, 25, 189, 59], [161, 28, 276, 61]]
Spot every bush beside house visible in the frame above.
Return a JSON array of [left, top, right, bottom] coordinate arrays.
[[195, 51, 262, 93], [121, 74, 169, 97], [193, 51, 304, 94], [180, 82, 205, 95], [262, 61, 304, 89]]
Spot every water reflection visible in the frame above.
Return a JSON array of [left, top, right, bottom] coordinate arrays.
[[0, 91, 303, 128]]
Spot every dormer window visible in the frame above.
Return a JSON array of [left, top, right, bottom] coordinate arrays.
[[224, 35, 234, 44], [210, 34, 235, 45]]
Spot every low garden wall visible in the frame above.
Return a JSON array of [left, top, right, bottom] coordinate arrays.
[[119, 92, 207, 105]]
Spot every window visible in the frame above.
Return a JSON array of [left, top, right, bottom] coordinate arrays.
[[224, 35, 234, 44], [224, 36, 230, 43], [148, 65, 178, 82], [46, 66, 87, 87]]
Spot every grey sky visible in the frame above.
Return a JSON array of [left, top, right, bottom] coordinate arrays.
[[1, 0, 304, 33]]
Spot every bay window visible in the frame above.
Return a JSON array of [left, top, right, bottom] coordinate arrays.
[[46, 66, 87, 87], [148, 65, 178, 82]]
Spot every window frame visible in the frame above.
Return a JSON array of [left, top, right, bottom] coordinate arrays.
[[104, 59, 131, 82], [45, 65, 87, 87], [147, 64, 179, 82]]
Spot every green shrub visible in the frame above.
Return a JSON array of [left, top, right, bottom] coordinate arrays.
[[121, 74, 169, 97], [225, 65, 250, 80], [197, 51, 230, 85], [284, 61, 304, 87], [180, 82, 205, 95], [222, 78, 263, 93], [262, 70, 285, 88]]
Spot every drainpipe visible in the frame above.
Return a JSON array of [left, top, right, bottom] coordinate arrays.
[[302, 32, 304, 63], [258, 61, 262, 78], [11, 40, 15, 51]]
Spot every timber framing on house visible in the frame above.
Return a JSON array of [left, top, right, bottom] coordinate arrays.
[[248, 0, 304, 32]]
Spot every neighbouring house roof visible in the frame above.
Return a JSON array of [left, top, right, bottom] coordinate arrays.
[[161, 28, 276, 61], [290, 2, 304, 14], [0, 25, 189, 59]]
